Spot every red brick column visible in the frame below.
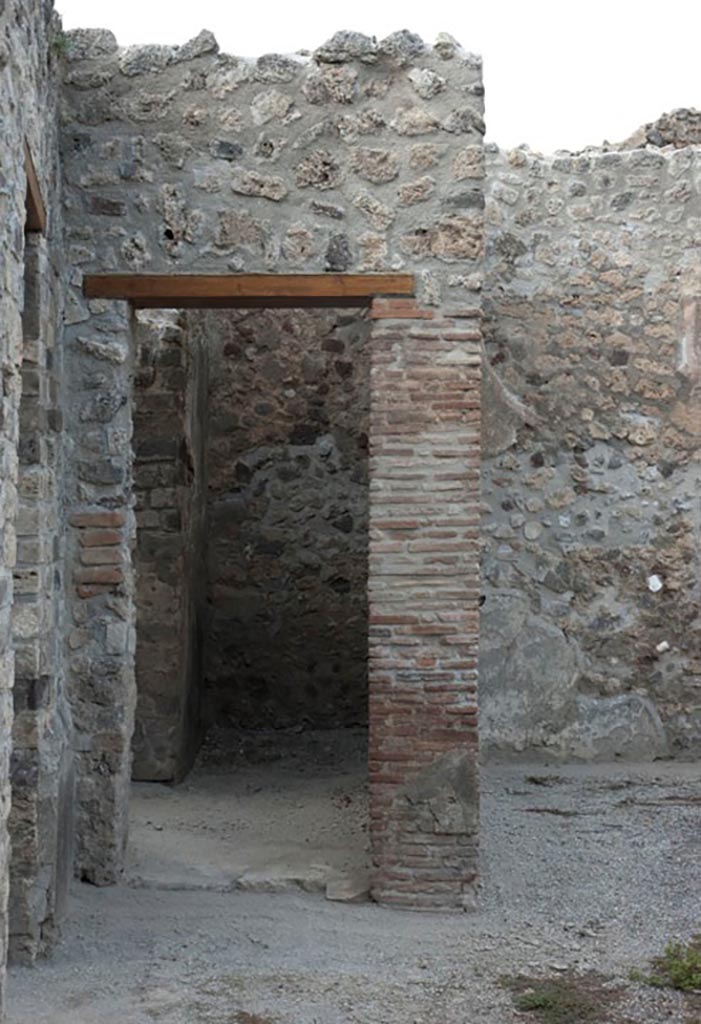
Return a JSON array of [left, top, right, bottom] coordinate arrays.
[[368, 297, 481, 910]]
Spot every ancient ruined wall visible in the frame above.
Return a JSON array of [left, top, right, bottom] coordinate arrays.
[[59, 27, 485, 902], [132, 312, 206, 782], [10, 225, 72, 967], [482, 142, 701, 759], [201, 307, 370, 730], [1, 0, 72, 994]]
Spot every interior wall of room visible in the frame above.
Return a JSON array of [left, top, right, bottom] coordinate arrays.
[[132, 311, 207, 782], [132, 306, 370, 774], [199, 306, 370, 731]]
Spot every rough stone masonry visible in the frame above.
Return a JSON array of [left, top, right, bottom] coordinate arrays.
[[58, 24, 484, 915], [481, 137, 701, 759], [0, 0, 699, 1018]]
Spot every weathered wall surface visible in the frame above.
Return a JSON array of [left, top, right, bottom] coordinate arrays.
[[622, 108, 701, 150], [10, 230, 72, 967], [200, 307, 370, 730], [481, 143, 701, 759], [132, 311, 206, 782], [59, 27, 485, 902], [60, 29, 138, 885], [0, 0, 698, 991], [1, 0, 73, 988]]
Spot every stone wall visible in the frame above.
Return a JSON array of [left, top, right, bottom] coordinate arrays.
[[10, 226, 72, 967], [1, 0, 75, 1001], [61, 30, 139, 885], [2, 0, 700, 999], [481, 143, 701, 759], [201, 307, 370, 730], [59, 27, 485, 904], [132, 311, 206, 781]]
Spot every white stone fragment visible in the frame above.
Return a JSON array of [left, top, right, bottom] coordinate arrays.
[[76, 336, 129, 364], [647, 574, 663, 593], [325, 870, 370, 903], [655, 640, 670, 654], [524, 521, 543, 541], [436, 346, 480, 365], [251, 89, 292, 126], [407, 67, 446, 100]]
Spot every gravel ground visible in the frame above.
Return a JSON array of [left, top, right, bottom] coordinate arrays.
[[7, 750, 701, 1024]]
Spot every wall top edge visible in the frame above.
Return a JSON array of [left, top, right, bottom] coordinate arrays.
[[61, 26, 483, 72]]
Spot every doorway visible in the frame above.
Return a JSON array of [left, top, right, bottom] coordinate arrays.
[[128, 304, 371, 895], [77, 272, 481, 910]]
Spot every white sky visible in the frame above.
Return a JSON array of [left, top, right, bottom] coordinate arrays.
[[57, 0, 701, 152]]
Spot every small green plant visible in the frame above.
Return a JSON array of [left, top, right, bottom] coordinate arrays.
[[634, 935, 701, 992], [500, 973, 615, 1024], [52, 31, 71, 59]]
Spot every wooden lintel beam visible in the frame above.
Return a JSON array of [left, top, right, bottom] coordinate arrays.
[[83, 273, 415, 309], [24, 141, 46, 234]]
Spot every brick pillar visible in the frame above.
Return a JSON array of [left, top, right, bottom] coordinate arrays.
[[368, 297, 481, 911]]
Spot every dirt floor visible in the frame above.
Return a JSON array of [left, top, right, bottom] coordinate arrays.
[[126, 728, 369, 895], [7, 733, 701, 1024]]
